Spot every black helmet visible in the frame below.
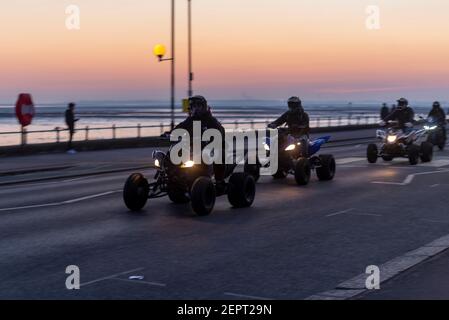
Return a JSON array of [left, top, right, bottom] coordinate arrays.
[[189, 95, 208, 117], [433, 101, 441, 108], [397, 98, 409, 109], [287, 96, 302, 112]]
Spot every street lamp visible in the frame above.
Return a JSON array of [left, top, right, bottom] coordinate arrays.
[[153, 0, 176, 131], [187, 0, 193, 97]]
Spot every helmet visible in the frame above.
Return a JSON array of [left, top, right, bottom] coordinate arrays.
[[189, 95, 208, 117], [287, 96, 302, 112], [397, 98, 409, 109], [433, 101, 441, 108]]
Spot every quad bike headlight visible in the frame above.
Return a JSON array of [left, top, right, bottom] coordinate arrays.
[[424, 125, 437, 130], [263, 143, 270, 151], [181, 160, 195, 168], [387, 135, 397, 143], [285, 144, 296, 151], [154, 159, 161, 168]]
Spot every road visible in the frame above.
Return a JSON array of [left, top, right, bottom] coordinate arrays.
[[1, 141, 449, 299]]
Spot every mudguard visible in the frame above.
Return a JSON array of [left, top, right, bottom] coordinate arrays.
[[308, 136, 331, 156]]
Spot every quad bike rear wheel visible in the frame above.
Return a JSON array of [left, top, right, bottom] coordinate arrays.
[[316, 155, 336, 181]]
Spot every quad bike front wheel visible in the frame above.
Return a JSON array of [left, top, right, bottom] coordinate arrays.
[[190, 177, 216, 216], [123, 173, 149, 211], [420, 142, 434, 163], [244, 162, 261, 182], [367, 144, 378, 164], [408, 144, 420, 165], [227, 173, 256, 208], [316, 155, 336, 181], [294, 158, 311, 186]]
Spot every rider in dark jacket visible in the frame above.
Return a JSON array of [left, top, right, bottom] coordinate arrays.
[[383, 98, 415, 131], [268, 97, 310, 136], [174, 95, 226, 184], [428, 101, 447, 136], [268, 96, 310, 156]]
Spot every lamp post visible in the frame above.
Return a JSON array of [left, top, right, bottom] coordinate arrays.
[[153, 0, 176, 130], [188, 0, 193, 97]]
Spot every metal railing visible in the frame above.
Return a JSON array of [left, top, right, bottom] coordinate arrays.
[[0, 114, 383, 147]]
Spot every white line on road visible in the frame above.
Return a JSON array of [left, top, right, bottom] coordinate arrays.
[[223, 292, 273, 301], [0, 190, 121, 212], [371, 169, 449, 186], [111, 278, 167, 287], [306, 233, 449, 300], [348, 212, 382, 217], [326, 208, 355, 217], [80, 268, 145, 287]]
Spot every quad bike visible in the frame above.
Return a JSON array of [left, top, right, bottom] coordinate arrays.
[[367, 120, 434, 165], [425, 117, 447, 151], [245, 127, 336, 186], [123, 144, 256, 217]]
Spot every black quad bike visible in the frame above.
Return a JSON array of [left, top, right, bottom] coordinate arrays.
[[245, 127, 336, 186], [367, 121, 434, 165], [425, 117, 447, 151], [123, 147, 256, 217]]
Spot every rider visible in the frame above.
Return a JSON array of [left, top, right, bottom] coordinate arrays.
[[173, 95, 227, 188], [268, 96, 310, 156], [428, 101, 447, 136], [382, 98, 415, 132]]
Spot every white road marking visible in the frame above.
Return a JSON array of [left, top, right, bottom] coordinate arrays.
[[80, 268, 145, 287], [326, 208, 355, 217], [0, 190, 121, 212], [223, 292, 273, 301], [111, 278, 166, 287], [420, 159, 449, 168], [348, 212, 382, 217], [372, 169, 449, 186], [336, 158, 365, 165], [421, 219, 449, 224], [306, 233, 449, 300], [430, 184, 440, 188]]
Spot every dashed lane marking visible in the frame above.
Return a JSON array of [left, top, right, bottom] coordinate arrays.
[[80, 268, 145, 287], [0, 190, 121, 212], [326, 208, 355, 217], [223, 292, 273, 300], [372, 169, 449, 186]]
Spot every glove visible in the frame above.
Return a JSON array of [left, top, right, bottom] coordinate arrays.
[[267, 123, 276, 129], [405, 122, 413, 128], [379, 121, 386, 127]]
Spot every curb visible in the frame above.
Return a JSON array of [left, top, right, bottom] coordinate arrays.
[[305, 235, 449, 300]]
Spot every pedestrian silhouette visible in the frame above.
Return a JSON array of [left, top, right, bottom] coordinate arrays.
[[65, 103, 79, 154]]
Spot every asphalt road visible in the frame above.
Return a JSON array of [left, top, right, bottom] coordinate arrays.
[[1, 142, 449, 299]]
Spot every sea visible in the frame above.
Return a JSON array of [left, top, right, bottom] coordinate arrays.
[[0, 100, 442, 146]]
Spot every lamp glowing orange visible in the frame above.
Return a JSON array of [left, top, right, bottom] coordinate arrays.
[[153, 44, 167, 59]]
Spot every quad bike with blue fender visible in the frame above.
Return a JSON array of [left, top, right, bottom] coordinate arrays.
[[244, 128, 336, 185]]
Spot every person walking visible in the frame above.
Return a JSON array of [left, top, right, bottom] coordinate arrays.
[[65, 103, 79, 154], [380, 103, 390, 120]]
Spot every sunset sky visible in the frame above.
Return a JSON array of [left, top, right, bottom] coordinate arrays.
[[1, 0, 449, 103]]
